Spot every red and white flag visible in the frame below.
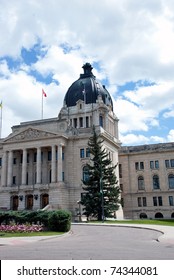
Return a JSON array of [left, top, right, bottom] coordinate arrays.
[[42, 88, 47, 97]]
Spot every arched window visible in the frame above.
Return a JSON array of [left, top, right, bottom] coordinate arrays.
[[11, 195, 19, 211], [153, 175, 160, 189], [168, 174, 174, 189], [41, 193, 49, 209], [138, 176, 145, 190], [83, 166, 89, 183], [155, 212, 163, 219], [140, 213, 148, 219], [26, 194, 33, 210]]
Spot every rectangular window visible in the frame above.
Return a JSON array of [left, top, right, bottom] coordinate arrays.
[[74, 118, 77, 128], [153, 196, 163, 206], [150, 161, 154, 169], [80, 148, 85, 158], [13, 176, 16, 185], [165, 160, 170, 168], [165, 159, 174, 168], [143, 197, 147, 207], [153, 197, 157, 206], [86, 116, 89, 128], [135, 162, 139, 170], [79, 117, 83, 127], [99, 115, 103, 127], [138, 197, 142, 207], [86, 148, 90, 158], [135, 162, 144, 170], [158, 196, 163, 206], [13, 158, 17, 165], [171, 159, 174, 168], [155, 160, 159, 168], [119, 164, 122, 178], [34, 152, 37, 162], [0, 157, 2, 167], [169, 196, 174, 206], [48, 151, 52, 161]]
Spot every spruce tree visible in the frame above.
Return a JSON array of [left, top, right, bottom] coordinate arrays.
[[81, 126, 120, 221]]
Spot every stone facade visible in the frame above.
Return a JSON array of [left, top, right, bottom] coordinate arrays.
[[1, 63, 174, 220], [119, 143, 174, 219], [0, 63, 123, 220]]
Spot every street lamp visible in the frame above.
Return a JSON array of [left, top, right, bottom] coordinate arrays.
[[93, 155, 105, 222], [100, 176, 105, 222]]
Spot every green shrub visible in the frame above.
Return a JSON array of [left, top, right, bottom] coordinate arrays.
[[0, 210, 71, 232], [48, 210, 71, 232], [36, 211, 50, 227]]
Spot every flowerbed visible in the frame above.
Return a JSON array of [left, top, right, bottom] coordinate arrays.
[[0, 224, 43, 233]]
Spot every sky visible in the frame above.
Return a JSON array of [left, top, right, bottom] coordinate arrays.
[[1, 0, 174, 146]]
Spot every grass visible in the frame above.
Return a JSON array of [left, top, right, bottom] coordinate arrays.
[[0, 231, 64, 238], [91, 219, 174, 227]]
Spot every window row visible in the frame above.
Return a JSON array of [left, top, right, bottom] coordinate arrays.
[[135, 159, 174, 171], [137, 174, 174, 190], [137, 195, 174, 207]]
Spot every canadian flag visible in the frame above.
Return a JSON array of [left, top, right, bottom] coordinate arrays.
[[42, 88, 47, 97]]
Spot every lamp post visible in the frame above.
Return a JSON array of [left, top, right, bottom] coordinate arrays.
[[93, 155, 105, 222], [99, 155, 105, 222], [100, 176, 105, 222]]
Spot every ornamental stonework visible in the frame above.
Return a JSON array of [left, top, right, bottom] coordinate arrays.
[[6, 128, 57, 142]]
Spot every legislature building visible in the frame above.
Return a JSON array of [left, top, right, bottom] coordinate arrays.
[[0, 63, 122, 219], [0, 63, 174, 220]]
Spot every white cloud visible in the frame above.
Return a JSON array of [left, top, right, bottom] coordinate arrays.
[[119, 133, 150, 145], [167, 130, 174, 142], [120, 133, 165, 146], [0, 0, 174, 145]]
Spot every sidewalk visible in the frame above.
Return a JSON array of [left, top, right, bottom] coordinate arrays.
[[0, 223, 174, 246]]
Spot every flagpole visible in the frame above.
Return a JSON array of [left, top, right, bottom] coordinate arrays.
[[41, 91, 43, 119], [0, 101, 2, 138]]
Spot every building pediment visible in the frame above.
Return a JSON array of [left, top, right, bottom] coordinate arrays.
[[4, 127, 59, 143]]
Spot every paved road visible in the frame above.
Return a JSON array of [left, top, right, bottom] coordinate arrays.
[[1, 224, 174, 259]]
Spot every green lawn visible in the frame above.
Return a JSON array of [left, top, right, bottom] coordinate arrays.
[[103, 219, 174, 226], [0, 231, 64, 238]]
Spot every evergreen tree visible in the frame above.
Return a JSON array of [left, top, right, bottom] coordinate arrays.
[[81, 126, 120, 221]]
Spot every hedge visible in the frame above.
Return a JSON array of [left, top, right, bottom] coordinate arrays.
[[0, 210, 71, 232]]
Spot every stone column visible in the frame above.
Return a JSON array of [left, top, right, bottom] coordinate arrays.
[[22, 149, 27, 185], [1, 151, 7, 187], [36, 147, 41, 184], [57, 144, 63, 182], [51, 145, 56, 183], [7, 150, 13, 186]]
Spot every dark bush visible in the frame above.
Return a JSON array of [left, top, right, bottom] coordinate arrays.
[[0, 210, 71, 232], [0, 211, 17, 224], [36, 211, 50, 227], [48, 210, 71, 232]]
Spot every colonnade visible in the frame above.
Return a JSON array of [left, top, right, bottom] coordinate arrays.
[[1, 144, 63, 187]]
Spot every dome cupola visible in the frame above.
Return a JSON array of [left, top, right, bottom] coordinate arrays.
[[64, 63, 113, 110]]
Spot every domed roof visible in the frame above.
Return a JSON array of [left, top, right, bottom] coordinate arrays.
[[64, 63, 113, 110]]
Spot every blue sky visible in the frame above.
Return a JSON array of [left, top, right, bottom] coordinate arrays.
[[1, 0, 174, 145]]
